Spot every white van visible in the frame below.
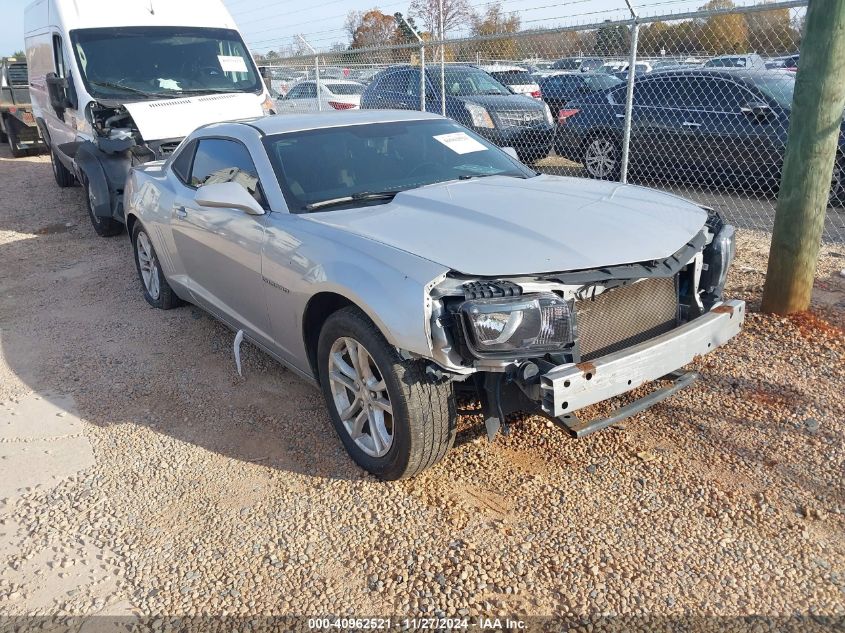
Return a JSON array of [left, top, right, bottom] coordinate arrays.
[[25, 0, 274, 236]]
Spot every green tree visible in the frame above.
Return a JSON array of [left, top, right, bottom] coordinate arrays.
[[594, 23, 629, 56]]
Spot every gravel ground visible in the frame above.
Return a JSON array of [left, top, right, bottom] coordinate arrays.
[[0, 148, 843, 626]]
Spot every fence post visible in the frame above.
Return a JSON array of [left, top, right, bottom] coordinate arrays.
[[762, 0, 845, 313], [401, 15, 426, 112], [315, 55, 322, 111], [620, 1, 639, 184], [439, 0, 446, 116]]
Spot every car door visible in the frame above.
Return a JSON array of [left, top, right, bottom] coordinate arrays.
[[170, 137, 274, 344], [368, 70, 413, 109], [279, 82, 317, 113], [685, 76, 784, 182], [45, 33, 76, 147], [628, 76, 691, 174]]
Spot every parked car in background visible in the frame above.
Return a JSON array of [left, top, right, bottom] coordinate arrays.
[[781, 54, 799, 71], [259, 66, 307, 97], [275, 79, 365, 112], [0, 57, 46, 157], [612, 61, 654, 80], [361, 65, 554, 162], [597, 61, 626, 75], [551, 57, 604, 72], [25, 0, 274, 237], [124, 110, 743, 480], [479, 64, 541, 99], [703, 54, 766, 69], [555, 68, 845, 204], [539, 72, 623, 121], [650, 59, 684, 71]]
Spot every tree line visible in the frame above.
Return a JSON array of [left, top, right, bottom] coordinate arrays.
[[256, 0, 800, 63]]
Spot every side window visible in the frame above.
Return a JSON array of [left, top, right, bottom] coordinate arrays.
[[706, 78, 753, 112], [189, 138, 266, 208], [633, 79, 664, 106], [286, 84, 305, 99], [380, 71, 409, 94], [405, 70, 420, 96], [52, 34, 66, 77], [171, 140, 196, 185], [302, 83, 318, 98]]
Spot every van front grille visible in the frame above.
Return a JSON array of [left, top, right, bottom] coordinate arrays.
[[575, 277, 678, 361]]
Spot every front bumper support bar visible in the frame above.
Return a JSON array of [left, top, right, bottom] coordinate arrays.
[[553, 370, 698, 437], [540, 299, 745, 420]]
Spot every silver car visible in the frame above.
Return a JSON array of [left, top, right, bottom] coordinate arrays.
[[124, 110, 744, 480]]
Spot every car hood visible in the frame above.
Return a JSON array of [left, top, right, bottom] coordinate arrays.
[[453, 93, 545, 111], [304, 175, 709, 276], [123, 93, 264, 141]]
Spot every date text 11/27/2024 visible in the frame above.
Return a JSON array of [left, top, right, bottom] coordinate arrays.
[[307, 617, 527, 630]]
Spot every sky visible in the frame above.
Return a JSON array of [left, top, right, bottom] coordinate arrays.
[[1, 0, 776, 57]]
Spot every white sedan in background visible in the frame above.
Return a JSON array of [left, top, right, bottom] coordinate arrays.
[[274, 79, 366, 112], [479, 65, 541, 99]]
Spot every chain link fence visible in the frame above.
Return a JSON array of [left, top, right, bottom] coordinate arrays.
[[258, 0, 845, 243]]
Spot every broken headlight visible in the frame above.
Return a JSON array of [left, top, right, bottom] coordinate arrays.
[[460, 293, 572, 358]]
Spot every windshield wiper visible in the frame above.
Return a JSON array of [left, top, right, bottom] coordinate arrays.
[[305, 191, 399, 211], [89, 80, 174, 99], [170, 88, 245, 95]]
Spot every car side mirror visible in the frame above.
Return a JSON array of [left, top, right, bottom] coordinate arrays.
[[741, 101, 773, 121], [195, 182, 265, 216], [502, 147, 519, 160]]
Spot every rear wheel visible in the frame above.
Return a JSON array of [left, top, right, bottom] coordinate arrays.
[[6, 126, 24, 158], [830, 154, 845, 208], [131, 222, 181, 310], [83, 177, 122, 237], [50, 148, 75, 187], [583, 135, 621, 180], [317, 306, 456, 480]]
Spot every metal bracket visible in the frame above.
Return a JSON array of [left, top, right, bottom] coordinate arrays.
[[480, 373, 509, 441], [552, 370, 698, 438]]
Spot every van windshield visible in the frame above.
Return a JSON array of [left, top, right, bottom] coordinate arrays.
[[70, 26, 262, 100]]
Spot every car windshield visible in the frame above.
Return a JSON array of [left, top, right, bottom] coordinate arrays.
[[263, 119, 535, 212], [426, 68, 510, 96], [705, 57, 746, 68], [748, 74, 795, 109], [70, 26, 261, 99], [326, 83, 365, 95], [583, 74, 624, 91], [490, 70, 534, 85]]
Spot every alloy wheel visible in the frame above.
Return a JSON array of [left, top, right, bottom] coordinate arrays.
[[327, 337, 393, 458], [136, 231, 161, 300], [585, 138, 618, 179]]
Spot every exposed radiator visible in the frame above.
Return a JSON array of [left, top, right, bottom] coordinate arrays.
[[575, 277, 678, 361]]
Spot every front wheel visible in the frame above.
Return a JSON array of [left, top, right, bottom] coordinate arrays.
[[131, 222, 181, 310], [50, 148, 76, 187], [317, 306, 456, 480], [83, 178, 123, 237], [583, 135, 621, 180], [6, 127, 24, 158]]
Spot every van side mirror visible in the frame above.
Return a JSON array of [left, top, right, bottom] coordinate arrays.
[[46, 72, 71, 112], [195, 182, 265, 216]]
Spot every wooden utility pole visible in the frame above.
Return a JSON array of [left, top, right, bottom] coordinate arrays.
[[761, 0, 845, 314]]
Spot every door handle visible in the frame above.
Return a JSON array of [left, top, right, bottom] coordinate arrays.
[[682, 121, 701, 128], [615, 113, 625, 119], [174, 205, 188, 219]]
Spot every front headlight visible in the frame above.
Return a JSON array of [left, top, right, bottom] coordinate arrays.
[[543, 102, 553, 125], [261, 94, 276, 116], [465, 102, 495, 129], [460, 293, 572, 358]]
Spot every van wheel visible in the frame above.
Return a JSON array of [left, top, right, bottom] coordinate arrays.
[[83, 178, 123, 237], [317, 306, 456, 480], [50, 148, 75, 187]]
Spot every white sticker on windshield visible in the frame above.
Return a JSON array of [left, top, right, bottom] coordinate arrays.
[[433, 132, 488, 155], [218, 55, 248, 73]]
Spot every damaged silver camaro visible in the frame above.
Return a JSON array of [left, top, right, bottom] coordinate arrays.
[[124, 110, 744, 480]]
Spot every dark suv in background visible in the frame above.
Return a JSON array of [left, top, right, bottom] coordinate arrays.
[[360, 65, 554, 162], [554, 68, 845, 204]]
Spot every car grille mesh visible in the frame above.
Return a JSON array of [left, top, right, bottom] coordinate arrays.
[[494, 109, 545, 128], [575, 277, 678, 361]]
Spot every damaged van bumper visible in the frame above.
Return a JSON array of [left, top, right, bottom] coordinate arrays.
[[540, 299, 745, 436]]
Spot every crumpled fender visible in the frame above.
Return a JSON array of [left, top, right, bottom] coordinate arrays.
[[74, 141, 130, 219]]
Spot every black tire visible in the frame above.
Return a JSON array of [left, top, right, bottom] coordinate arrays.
[[830, 154, 845, 208], [6, 126, 24, 158], [131, 221, 181, 310], [83, 177, 123, 237], [50, 148, 75, 187], [582, 134, 621, 180], [317, 306, 456, 480]]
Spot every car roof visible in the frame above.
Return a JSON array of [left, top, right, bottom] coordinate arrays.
[[647, 66, 792, 80], [214, 110, 447, 136]]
